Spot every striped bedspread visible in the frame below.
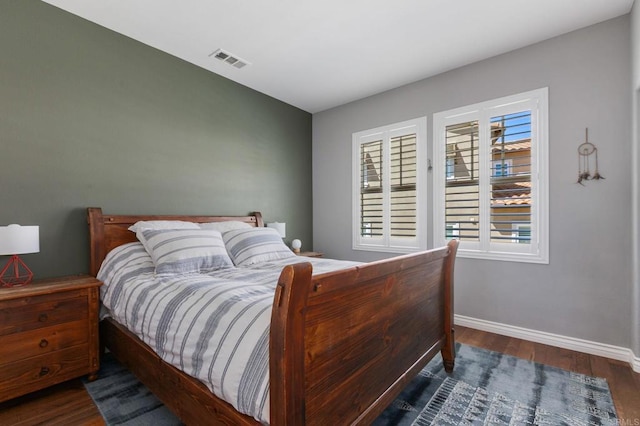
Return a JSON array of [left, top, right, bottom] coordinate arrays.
[[97, 242, 359, 424]]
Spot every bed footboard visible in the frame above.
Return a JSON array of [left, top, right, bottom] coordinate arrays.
[[270, 240, 458, 425]]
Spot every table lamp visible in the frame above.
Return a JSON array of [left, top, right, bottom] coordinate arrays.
[[0, 224, 40, 287], [266, 222, 286, 238]]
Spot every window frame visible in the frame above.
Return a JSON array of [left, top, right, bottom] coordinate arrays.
[[352, 117, 427, 253], [433, 88, 549, 264]]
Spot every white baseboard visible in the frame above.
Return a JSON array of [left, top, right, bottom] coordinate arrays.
[[455, 314, 640, 374], [633, 354, 640, 373]]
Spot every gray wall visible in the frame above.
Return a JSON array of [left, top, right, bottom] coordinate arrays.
[[0, 1, 312, 278], [631, 2, 639, 357], [313, 16, 633, 349], [635, 3, 640, 90]]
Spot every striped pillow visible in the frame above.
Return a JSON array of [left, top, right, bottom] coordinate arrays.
[[223, 227, 296, 266], [137, 229, 234, 275]]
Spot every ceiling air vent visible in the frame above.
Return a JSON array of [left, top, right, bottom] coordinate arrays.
[[209, 49, 250, 69]]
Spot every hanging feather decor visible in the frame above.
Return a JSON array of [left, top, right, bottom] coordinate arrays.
[[577, 128, 604, 185]]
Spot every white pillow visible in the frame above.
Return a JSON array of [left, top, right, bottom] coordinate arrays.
[[97, 242, 154, 283], [199, 221, 252, 233], [136, 229, 233, 274], [223, 227, 296, 266], [128, 220, 200, 233]]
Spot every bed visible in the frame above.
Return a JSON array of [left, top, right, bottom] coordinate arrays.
[[87, 207, 458, 425]]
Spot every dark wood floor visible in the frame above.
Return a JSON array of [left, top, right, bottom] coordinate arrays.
[[1, 325, 639, 425]]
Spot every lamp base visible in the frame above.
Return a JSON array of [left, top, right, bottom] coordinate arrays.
[[0, 255, 34, 287]]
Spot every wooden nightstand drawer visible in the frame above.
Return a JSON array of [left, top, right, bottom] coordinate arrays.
[[0, 320, 88, 364], [0, 275, 102, 402], [0, 291, 88, 336], [0, 344, 90, 402]]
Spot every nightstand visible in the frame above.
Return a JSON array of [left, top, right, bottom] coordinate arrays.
[[297, 251, 324, 258], [0, 275, 102, 402]]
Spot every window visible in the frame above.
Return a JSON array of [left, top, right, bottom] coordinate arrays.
[[434, 88, 548, 263], [492, 159, 512, 177], [512, 223, 531, 244], [353, 118, 427, 252], [445, 158, 455, 179], [446, 223, 460, 239]]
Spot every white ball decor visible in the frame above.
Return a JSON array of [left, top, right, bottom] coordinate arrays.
[[291, 239, 302, 254]]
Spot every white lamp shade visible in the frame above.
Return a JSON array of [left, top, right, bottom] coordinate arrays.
[[0, 224, 40, 255], [266, 222, 286, 238], [291, 239, 302, 250]]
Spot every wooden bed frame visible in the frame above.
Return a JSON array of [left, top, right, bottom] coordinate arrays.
[[87, 207, 458, 425]]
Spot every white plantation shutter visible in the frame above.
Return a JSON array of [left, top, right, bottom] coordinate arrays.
[[360, 140, 383, 238], [489, 111, 533, 246], [390, 134, 417, 238], [353, 118, 426, 253], [434, 88, 548, 264], [444, 120, 480, 243]]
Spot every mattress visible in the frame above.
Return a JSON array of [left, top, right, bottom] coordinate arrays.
[[97, 242, 359, 423]]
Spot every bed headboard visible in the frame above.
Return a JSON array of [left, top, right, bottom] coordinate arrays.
[[87, 207, 264, 277]]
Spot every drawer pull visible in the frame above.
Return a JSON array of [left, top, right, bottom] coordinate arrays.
[[39, 367, 50, 377], [39, 339, 49, 348], [38, 313, 49, 322]]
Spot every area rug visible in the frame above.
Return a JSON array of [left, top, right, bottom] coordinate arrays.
[[84, 344, 618, 425], [374, 344, 618, 425]]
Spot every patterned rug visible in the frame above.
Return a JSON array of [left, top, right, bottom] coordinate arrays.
[[375, 344, 618, 425], [84, 343, 618, 425]]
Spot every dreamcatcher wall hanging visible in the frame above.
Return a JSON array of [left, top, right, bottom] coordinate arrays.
[[576, 128, 604, 185]]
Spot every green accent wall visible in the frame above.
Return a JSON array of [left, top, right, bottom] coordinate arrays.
[[0, 1, 312, 278]]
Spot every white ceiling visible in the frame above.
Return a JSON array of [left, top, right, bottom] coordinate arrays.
[[42, 0, 635, 113]]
